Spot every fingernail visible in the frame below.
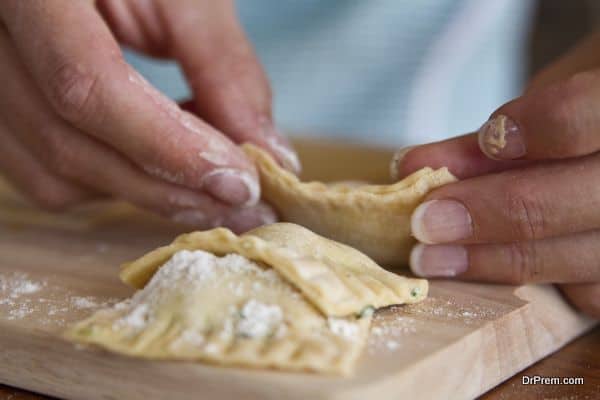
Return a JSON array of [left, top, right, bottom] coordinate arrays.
[[411, 200, 473, 244], [270, 138, 302, 174], [410, 244, 468, 277], [201, 168, 260, 207], [224, 203, 278, 233], [262, 121, 302, 174], [390, 146, 415, 181], [478, 115, 525, 159]]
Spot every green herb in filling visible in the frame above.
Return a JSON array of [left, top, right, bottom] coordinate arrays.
[[356, 305, 375, 319]]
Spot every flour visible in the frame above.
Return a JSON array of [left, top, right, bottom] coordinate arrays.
[[401, 297, 500, 324], [111, 250, 288, 340], [119, 304, 150, 330], [366, 296, 503, 354], [328, 318, 360, 341], [237, 299, 283, 339], [0, 272, 43, 299], [367, 313, 417, 353], [1, 271, 117, 325], [142, 165, 185, 185], [0, 273, 45, 319], [71, 296, 100, 309], [179, 330, 205, 347]]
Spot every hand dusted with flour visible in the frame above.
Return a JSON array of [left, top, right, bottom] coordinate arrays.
[[0, 0, 297, 233]]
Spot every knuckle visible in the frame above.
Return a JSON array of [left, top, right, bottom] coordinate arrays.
[[507, 242, 543, 285], [548, 71, 599, 150], [47, 61, 100, 124], [563, 70, 599, 94], [504, 183, 547, 241], [553, 71, 598, 110]]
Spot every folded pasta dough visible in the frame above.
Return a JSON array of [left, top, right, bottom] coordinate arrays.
[[242, 144, 457, 267], [120, 223, 427, 316], [66, 223, 427, 374]]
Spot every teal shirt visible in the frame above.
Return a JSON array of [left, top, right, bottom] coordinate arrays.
[[126, 0, 535, 147]]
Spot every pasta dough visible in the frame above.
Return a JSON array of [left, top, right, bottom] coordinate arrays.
[[120, 223, 427, 316], [66, 223, 427, 374], [242, 144, 457, 267]]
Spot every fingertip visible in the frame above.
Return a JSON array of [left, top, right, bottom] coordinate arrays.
[[410, 199, 473, 244], [389, 146, 416, 180], [409, 243, 426, 277], [223, 202, 279, 234], [267, 137, 301, 175], [410, 201, 434, 244], [258, 120, 302, 174], [477, 115, 526, 160], [200, 168, 261, 207], [409, 244, 469, 278]]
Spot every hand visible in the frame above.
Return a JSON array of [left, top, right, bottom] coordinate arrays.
[[0, 0, 299, 233], [390, 33, 600, 318]]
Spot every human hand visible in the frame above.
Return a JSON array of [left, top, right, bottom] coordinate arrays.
[[390, 33, 600, 318], [0, 0, 299, 233]]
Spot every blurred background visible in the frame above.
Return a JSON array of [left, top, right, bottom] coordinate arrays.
[[126, 0, 599, 148]]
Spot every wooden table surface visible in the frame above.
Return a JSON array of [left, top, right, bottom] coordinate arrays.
[[1, 326, 597, 400], [0, 138, 597, 399]]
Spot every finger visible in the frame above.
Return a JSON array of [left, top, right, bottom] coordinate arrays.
[[97, 0, 168, 57], [0, 30, 272, 226], [477, 32, 600, 161], [158, 0, 300, 173], [559, 283, 600, 319], [527, 31, 600, 92], [0, 119, 95, 211], [219, 202, 278, 234], [0, 0, 259, 206], [95, 0, 147, 52], [477, 69, 600, 161], [410, 230, 600, 284], [411, 154, 600, 244], [389, 35, 600, 180], [389, 133, 530, 180], [169, 201, 277, 234], [2, 103, 276, 232]]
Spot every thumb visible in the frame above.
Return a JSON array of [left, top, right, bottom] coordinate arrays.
[[390, 133, 527, 181]]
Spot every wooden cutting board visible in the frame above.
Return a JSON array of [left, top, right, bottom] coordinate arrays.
[[0, 139, 596, 400]]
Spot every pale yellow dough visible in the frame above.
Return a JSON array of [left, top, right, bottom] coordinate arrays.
[[242, 144, 457, 267], [66, 223, 428, 374], [120, 223, 427, 316]]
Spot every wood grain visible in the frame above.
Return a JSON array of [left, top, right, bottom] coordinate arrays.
[[0, 139, 596, 400], [481, 326, 600, 399], [3, 326, 598, 400]]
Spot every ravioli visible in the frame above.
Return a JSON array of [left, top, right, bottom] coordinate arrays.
[[242, 144, 457, 267], [66, 223, 427, 374], [120, 223, 427, 316]]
